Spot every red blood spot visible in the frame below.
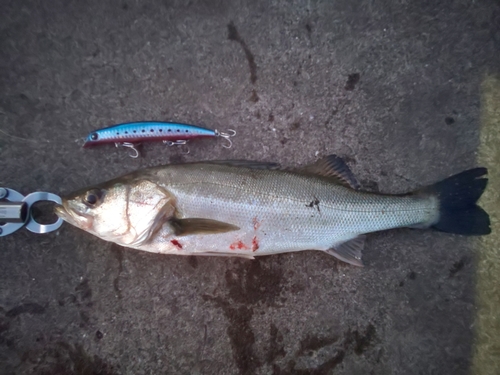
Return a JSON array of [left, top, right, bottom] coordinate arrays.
[[229, 240, 248, 250], [170, 239, 183, 249], [252, 217, 261, 231], [252, 236, 259, 252]]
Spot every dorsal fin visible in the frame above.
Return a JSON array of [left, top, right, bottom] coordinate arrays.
[[299, 154, 360, 189]]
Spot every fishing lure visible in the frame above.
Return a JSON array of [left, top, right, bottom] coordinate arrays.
[[83, 121, 236, 158]]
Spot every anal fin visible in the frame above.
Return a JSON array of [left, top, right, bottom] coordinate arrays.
[[325, 235, 365, 267]]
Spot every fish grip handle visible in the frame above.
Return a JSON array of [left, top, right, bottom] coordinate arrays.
[[0, 188, 63, 236]]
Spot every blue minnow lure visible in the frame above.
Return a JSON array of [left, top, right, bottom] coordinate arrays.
[[83, 121, 236, 157]]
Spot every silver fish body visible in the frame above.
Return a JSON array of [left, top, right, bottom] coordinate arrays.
[[55, 156, 490, 266]]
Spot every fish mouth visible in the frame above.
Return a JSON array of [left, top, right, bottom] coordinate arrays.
[[54, 202, 93, 230], [54, 203, 69, 220]]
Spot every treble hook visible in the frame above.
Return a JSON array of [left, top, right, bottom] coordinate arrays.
[[115, 142, 140, 158], [215, 129, 236, 149], [163, 140, 190, 154]]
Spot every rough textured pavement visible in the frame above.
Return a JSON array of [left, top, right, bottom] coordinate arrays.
[[1, 1, 499, 374]]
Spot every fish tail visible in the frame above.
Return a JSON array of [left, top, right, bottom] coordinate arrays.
[[424, 168, 490, 235]]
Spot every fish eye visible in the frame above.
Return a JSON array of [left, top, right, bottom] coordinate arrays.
[[90, 132, 98, 141], [83, 189, 103, 207]]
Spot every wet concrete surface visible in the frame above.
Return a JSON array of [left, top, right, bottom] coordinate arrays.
[[1, 0, 499, 374]]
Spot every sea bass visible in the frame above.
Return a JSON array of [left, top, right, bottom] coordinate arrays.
[[54, 155, 490, 266]]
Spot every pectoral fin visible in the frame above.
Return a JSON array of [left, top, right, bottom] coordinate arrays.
[[169, 218, 240, 236], [325, 235, 366, 267]]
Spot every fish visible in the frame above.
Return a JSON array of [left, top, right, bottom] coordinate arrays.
[[54, 155, 490, 266]]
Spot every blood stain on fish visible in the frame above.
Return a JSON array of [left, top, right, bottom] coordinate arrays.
[[252, 236, 259, 252], [230, 240, 249, 250], [170, 239, 183, 249], [252, 217, 261, 231]]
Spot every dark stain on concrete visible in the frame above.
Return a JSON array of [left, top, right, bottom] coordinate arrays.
[[6, 303, 46, 317], [58, 293, 76, 307], [271, 323, 376, 374], [202, 296, 259, 375], [249, 89, 259, 102], [290, 121, 300, 130], [400, 270, 417, 286], [23, 342, 117, 375], [203, 259, 285, 374], [349, 323, 376, 355], [225, 258, 284, 306], [449, 256, 468, 277], [73, 279, 93, 327], [267, 323, 286, 363], [445, 116, 455, 125], [110, 244, 124, 300], [297, 334, 339, 356], [290, 282, 306, 294], [324, 108, 339, 126], [345, 73, 360, 91], [228, 21, 258, 84], [187, 255, 198, 269], [0, 315, 10, 335], [276, 352, 345, 375], [75, 279, 92, 303], [168, 153, 187, 164], [79, 311, 90, 327]]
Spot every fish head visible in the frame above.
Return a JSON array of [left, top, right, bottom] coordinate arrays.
[[55, 178, 174, 246]]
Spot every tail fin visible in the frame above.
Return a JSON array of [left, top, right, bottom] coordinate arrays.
[[426, 168, 490, 235]]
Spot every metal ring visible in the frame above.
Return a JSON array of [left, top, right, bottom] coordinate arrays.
[[23, 192, 64, 234]]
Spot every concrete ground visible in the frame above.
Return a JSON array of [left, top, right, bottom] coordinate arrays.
[[1, 0, 499, 374]]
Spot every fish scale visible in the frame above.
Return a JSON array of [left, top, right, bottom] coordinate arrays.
[[139, 163, 438, 256]]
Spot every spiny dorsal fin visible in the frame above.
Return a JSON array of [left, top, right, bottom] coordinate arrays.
[[299, 154, 360, 189], [325, 235, 366, 267], [169, 218, 240, 236]]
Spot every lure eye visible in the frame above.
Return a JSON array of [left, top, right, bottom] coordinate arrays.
[[83, 189, 103, 208], [90, 133, 98, 141]]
